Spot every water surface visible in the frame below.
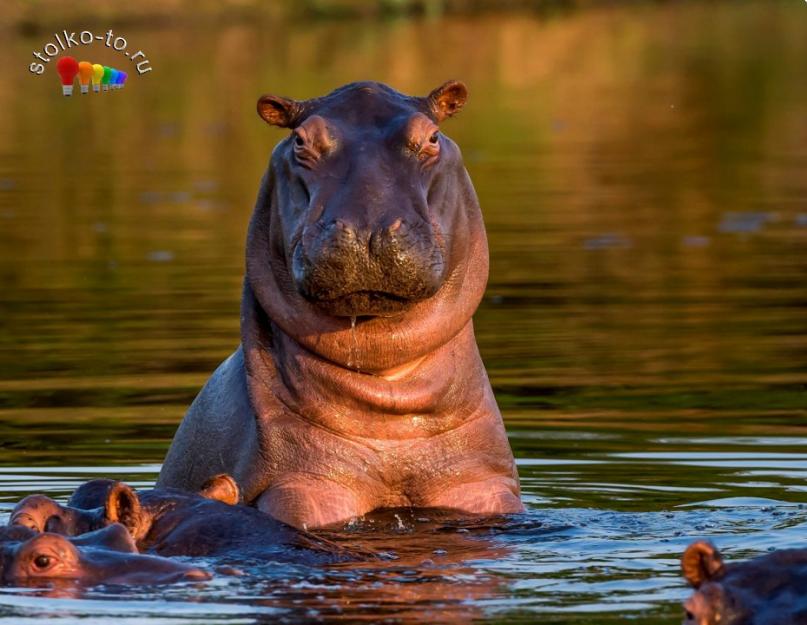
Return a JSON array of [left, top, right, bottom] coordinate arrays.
[[0, 1, 806, 622]]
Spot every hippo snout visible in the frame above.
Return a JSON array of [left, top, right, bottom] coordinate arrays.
[[292, 216, 446, 316]]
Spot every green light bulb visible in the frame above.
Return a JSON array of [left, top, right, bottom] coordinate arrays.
[[101, 66, 112, 92]]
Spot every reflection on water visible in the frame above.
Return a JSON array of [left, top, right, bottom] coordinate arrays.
[[0, 0, 806, 622]]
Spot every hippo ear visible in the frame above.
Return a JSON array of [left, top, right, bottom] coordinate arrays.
[[68, 478, 117, 509], [682, 541, 726, 588], [427, 80, 468, 122], [199, 474, 241, 506], [104, 482, 143, 536], [257, 94, 304, 128]]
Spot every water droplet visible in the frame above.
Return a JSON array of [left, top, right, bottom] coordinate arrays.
[[348, 316, 360, 371]]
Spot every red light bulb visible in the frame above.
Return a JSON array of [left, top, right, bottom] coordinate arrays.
[[56, 56, 79, 97]]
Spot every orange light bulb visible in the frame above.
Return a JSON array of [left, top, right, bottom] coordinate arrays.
[[77, 62, 93, 95]]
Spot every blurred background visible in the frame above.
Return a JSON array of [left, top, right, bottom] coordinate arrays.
[[0, 1, 806, 623]]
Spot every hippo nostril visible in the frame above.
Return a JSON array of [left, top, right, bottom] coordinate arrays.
[[389, 219, 412, 240], [44, 515, 65, 534], [324, 220, 358, 246]]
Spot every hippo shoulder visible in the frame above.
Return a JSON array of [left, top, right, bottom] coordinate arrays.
[[189, 346, 253, 418], [157, 346, 257, 491]]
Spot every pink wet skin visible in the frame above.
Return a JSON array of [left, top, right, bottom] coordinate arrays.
[[157, 81, 524, 529], [0, 524, 210, 586]]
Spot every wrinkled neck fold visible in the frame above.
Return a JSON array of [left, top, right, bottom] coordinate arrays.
[[241, 286, 490, 436]]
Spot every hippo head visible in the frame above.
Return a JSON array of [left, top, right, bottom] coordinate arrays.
[[10, 494, 103, 536], [681, 541, 738, 625], [254, 80, 468, 317], [247, 81, 489, 371], [9, 488, 145, 540], [0, 525, 209, 586], [86, 476, 242, 542], [12, 476, 241, 542], [679, 541, 807, 625]]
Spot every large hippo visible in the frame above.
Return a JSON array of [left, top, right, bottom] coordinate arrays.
[[158, 80, 523, 528], [681, 540, 807, 625], [10, 477, 360, 562], [0, 524, 209, 586]]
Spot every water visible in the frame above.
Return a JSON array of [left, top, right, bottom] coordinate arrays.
[[1, 1, 806, 622]]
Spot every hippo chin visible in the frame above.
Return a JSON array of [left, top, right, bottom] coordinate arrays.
[[681, 540, 807, 625], [158, 80, 523, 529], [0, 525, 209, 586]]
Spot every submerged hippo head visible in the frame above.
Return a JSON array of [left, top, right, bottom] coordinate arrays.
[[252, 80, 473, 318], [97, 475, 242, 543], [0, 525, 209, 586], [10, 475, 241, 540], [681, 540, 807, 625]]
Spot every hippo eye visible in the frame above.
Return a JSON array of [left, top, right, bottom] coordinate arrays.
[[33, 555, 52, 569], [428, 132, 439, 144]]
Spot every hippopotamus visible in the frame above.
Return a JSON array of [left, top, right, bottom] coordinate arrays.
[[681, 540, 807, 624], [0, 524, 209, 586], [157, 80, 523, 529], [9, 474, 239, 536], [10, 476, 358, 562]]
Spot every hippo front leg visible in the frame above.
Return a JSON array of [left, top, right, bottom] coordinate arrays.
[[256, 475, 373, 529], [424, 475, 524, 515]]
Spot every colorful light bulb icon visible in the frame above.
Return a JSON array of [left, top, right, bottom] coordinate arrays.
[[109, 69, 119, 91], [77, 62, 93, 95], [56, 56, 79, 96], [91, 64, 104, 93], [101, 66, 112, 92], [118, 71, 128, 89]]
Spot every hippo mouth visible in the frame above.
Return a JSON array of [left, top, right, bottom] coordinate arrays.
[[291, 244, 444, 317], [290, 227, 446, 317], [310, 290, 415, 317]]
